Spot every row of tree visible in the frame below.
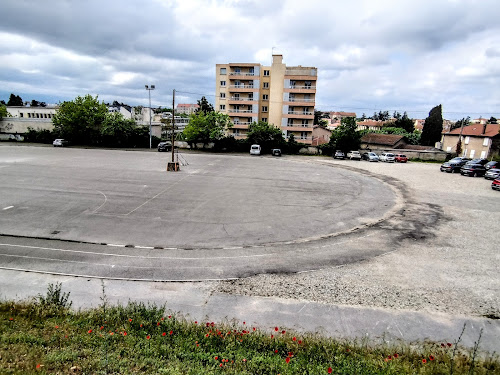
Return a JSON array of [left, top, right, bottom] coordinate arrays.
[[1, 94, 47, 107]]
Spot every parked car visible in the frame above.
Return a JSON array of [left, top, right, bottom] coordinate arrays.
[[346, 151, 361, 160], [53, 139, 69, 147], [485, 161, 499, 170], [395, 154, 408, 163], [492, 178, 500, 191], [361, 152, 379, 162], [250, 144, 261, 155], [440, 157, 470, 173], [379, 152, 395, 162], [465, 158, 488, 166], [484, 168, 500, 180], [333, 150, 345, 159], [157, 141, 172, 152], [272, 148, 281, 157], [460, 163, 487, 177]]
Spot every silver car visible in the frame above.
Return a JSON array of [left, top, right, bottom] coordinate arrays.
[[484, 168, 500, 180], [380, 152, 395, 162], [362, 152, 379, 162]]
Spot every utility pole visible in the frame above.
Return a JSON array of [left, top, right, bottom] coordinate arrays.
[[145, 85, 155, 149], [171, 89, 175, 163]]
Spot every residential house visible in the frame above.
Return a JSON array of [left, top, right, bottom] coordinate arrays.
[[312, 125, 331, 146], [441, 123, 500, 159], [360, 134, 406, 151], [356, 120, 384, 132], [176, 104, 199, 115]]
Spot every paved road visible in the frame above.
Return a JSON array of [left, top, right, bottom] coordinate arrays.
[[0, 145, 399, 280]]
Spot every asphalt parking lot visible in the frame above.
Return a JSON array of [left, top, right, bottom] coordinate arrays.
[[1, 144, 499, 352]]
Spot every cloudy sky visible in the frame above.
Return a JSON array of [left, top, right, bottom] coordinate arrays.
[[1, 0, 499, 120]]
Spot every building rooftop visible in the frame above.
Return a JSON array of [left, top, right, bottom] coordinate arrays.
[[444, 123, 499, 137]]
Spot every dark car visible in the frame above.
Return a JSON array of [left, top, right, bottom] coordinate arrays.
[[395, 154, 408, 163], [492, 178, 500, 191], [460, 163, 487, 177], [157, 142, 172, 152], [333, 150, 345, 159], [485, 161, 499, 170], [484, 168, 500, 180], [361, 152, 379, 162], [465, 158, 488, 166], [272, 148, 282, 157], [440, 159, 468, 173]]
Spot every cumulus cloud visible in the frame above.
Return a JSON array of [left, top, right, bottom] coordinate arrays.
[[0, 0, 499, 118]]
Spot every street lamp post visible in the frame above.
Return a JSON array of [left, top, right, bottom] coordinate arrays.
[[145, 85, 155, 149]]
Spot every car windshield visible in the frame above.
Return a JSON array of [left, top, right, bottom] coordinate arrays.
[[399, 155, 406, 157], [386, 153, 394, 157]]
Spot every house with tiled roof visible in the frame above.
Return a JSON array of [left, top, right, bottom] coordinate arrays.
[[441, 123, 500, 159], [356, 120, 384, 131], [360, 134, 406, 150]]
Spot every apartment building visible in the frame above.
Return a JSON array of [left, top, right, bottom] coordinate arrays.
[[215, 54, 317, 144]]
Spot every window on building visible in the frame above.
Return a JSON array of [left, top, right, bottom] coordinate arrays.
[[300, 131, 308, 139], [464, 136, 470, 144], [234, 80, 241, 87], [483, 138, 489, 146], [480, 150, 487, 158], [220, 92, 226, 98], [262, 94, 269, 100], [469, 149, 475, 158], [263, 82, 269, 89], [305, 81, 312, 88], [234, 68, 241, 73], [20, 113, 23, 118], [446, 146, 452, 152], [262, 106, 268, 112], [220, 104, 225, 110], [249, 67, 254, 75], [220, 81, 226, 86], [220, 68, 226, 75], [290, 80, 296, 88], [261, 118, 267, 122], [287, 118, 294, 125], [263, 70, 270, 76], [302, 119, 309, 126], [248, 93, 253, 100]]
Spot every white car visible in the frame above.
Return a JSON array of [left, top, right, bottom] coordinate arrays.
[[346, 151, 361, 160], [379, 152, 395, 162], [53, 139, 69, 147], [250, 144, 261, 155]]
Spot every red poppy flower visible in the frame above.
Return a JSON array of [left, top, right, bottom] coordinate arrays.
[[123, 332, 127, 336], [422, 359, 427, 363], [328, 367, 332, 374], [214, 356, 218, 360], [219, 363, 223, 367], [285, 357, 290, 364], [292, 337, 296, 341], [162, 332, 166, 336], [88, 329, 92, 333], [429, 355, 435, 361], [271, 334, 274, 339], [109, 332, 114, 336], [195, 321, 198, 324], [129, 318, 132, 322], [243, 358, 247, 362], [299, 340, 302, 344], [36, 364, 41, 369], [9, 318, 13, 321], [146, 335, 151, 340], [447, 343, 452, 347], [394, 353, 399, 358], [157, 322, 160, 326], [275, 349, 278, 353], [243, 321, 246, 325], [55, 325, 59, 329], [169, 330, 173, 335], [387, 355, 392, 360], [100, 326, 104, 330], [253, 327, 256, 331], [140, 324, 143, 328], [275, 327, 279, 331], [161, 317, 164, 321], [441, 343, 445, 347], [282, 330, 286, 334]]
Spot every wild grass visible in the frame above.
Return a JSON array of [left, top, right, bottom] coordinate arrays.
[[0, 284, 498, 374]]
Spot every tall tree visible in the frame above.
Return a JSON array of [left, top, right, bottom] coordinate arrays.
[[329, 117, 361, 153], [183, 111, 231, 147], [451, 116, 470, 131], [52, 95, 108, 145], [246, 121, 285, 153], [30, 100, 40, 107], [420, 104, 443, 146], [488, 116, 497, 124], [7, 93, 23, 106], [393, 111, 414, 132], [195, 96, 214, 114]]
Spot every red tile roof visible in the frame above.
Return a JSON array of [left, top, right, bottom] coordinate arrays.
[[358, 120, 384, 126], [361, 133, 405, 146], [444, 123, 499, 137]]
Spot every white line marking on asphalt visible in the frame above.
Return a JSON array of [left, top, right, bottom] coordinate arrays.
[[91, 190, 108, 214], [2, 206, 14, 210], [0, 243, 274, 260], [107, 244, 126, 247], [136, 246, 155, 249]]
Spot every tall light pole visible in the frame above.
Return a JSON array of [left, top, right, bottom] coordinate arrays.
[[145, 85, 155, 149]]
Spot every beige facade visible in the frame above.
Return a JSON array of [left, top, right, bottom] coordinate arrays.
[[441, 124, 500, 159], [216, 55, 317, 144]]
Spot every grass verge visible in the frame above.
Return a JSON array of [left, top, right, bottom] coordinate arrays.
[[1, 285, 498, 374]]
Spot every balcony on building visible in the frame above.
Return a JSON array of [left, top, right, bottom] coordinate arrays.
[[228, 94, 257, 105], [284, 94, 315, 106], [283, 118, 314, 132], [283, 106, 314, 120]]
